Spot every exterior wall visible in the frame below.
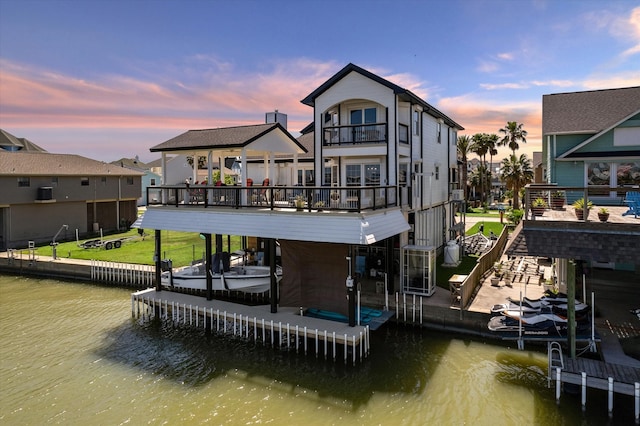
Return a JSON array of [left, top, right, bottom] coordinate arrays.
[[164, 155, 194, 185], [313, 73, 396, 182], [140, 171, 161, 205], [4, 201, 86, 248]]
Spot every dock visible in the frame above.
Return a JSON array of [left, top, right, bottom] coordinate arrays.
[[132, 288, 373, 364], [548, 342, 640, 422]]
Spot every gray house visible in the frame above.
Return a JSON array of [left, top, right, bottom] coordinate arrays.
[[0, 139, 142, 250]]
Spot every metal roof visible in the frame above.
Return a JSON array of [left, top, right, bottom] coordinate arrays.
[[136, 207, 410, 245]]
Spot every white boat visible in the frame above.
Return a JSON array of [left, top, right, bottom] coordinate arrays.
[[161, 263, 282, 294]]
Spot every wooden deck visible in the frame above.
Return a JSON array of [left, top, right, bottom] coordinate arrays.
[[548, 345, 640, 420], [132, 289, 374, 364]]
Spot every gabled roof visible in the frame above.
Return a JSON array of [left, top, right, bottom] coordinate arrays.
[[0, 152, 143, 176], [149, 123, 307, 154], [300, 63, 464, 130], [110, 157, 149, 171], [0, 129, 47, 152], [542, 86, 640, 135]]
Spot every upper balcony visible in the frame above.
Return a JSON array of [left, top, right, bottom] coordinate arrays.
[[322, 123, 388, 146], [147, 184, 399, 213]]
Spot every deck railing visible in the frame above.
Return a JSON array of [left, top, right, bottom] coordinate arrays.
[[523, 184, 640, 221], [322, 123, 387, 146], [147, 185, 398, 212]]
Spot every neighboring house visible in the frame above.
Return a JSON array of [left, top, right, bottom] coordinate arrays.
[[141, 63, 464, 305], [542, 86, 640, 204], [111, 157, 161, 206], [0, 137, 143, 250], [532, 151, 544, 183]]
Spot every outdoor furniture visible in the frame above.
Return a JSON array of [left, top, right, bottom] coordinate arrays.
[[622, 191, 640, 218]]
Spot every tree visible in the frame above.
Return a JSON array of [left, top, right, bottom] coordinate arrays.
[[498, 121, 527, 155], [457, 135, 472, 198], [500, 154, 534, 210], [470, 133, 498, 205]]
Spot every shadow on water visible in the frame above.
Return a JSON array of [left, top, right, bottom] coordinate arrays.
[[94, 318, 450, 410]]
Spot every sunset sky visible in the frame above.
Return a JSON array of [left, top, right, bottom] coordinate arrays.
[[1, 0, 639, 163]]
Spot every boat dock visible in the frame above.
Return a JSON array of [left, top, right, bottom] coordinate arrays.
[[548, 341, 640, 422], [132, 288, 372, 364]]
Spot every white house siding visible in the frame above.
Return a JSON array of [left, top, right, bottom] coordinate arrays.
[[313, 73, 397, 183]]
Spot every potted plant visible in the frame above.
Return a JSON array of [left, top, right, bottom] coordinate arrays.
[[551, 190, 566, 210], [294, 194, 305, 211], [531, 197, 547, 216], [573, 197, 593, 220], [597, 207, 610, 222], [314, 201, 325, 211]]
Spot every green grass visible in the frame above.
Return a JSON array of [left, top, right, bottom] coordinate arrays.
[[435, 253, 479, 289], [433, 221, 506, 290], [35, 230, 243, 267], [467, 221, 505, 237]]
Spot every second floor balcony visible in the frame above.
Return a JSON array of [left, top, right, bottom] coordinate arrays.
[[147, 184, 399, 213], [323, 123, 387, 146]]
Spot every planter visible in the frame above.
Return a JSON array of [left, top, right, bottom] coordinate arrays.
[[598, 212, 609, 222], [551, 196, 566, 210], [531, 207, 545, 216], [575, 208, 590, 220]]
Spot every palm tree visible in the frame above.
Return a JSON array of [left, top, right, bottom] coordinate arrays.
[[498, 121, 527, 155], [457, 135, 472, 198], [471, 133, 494, 205], [500, 154, 534, 210]]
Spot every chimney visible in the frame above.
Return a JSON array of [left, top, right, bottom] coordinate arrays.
[[265, 110, 287, 129]]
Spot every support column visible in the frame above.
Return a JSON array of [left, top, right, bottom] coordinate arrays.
[[205, 233, 213, 300], [385, 237, 395, 293], [269, 238, 277, 313], [154, 229, 162, 292], [347, 248, 356, 327], [568, 259, 576, 358]]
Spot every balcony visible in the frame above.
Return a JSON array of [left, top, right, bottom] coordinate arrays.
[[147, 184, 398, 212], [522, 184, 639, 224], [323, 124, 387, 146]]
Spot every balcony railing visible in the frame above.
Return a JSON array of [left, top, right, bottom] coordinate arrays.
[[323, 124, 387, 146], [523, 184, 639, 222], [147, 184, 398, 212]]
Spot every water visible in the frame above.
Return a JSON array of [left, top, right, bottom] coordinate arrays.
[[0, 275, 633, 425]]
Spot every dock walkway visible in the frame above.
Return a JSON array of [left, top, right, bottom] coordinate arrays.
[[132, 288, 372, 364]]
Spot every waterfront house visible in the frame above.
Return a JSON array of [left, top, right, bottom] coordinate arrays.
[[140, 64, 464, 323], [0, 131, 142, 250], [542, 86, 640, 205]]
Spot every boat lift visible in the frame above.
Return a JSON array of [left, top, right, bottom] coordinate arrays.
[[51, 224, 68, 260]]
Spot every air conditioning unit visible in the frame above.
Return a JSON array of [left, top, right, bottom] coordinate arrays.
[[451, 189, 464, 201]]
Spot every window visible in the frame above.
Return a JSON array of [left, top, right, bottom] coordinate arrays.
[[101, 176, 107, 185], [350, 107, 377, 125], [81, 177, 90, 186], [346, 164, 361, 186], [399, 163, 408, 186], [617, 162, 640, 186], [297, 169, 314, 185], [126, 177, 134, 185], [150, 178, 157, 186], [437, 122, 442, 144], [413, 110, 420, 135], [51, 177, 58, 187], [346, 163, 380, 186], [18, 177, 30, 187], [365, 164, 380, 185], [435, 165, 440, 180]]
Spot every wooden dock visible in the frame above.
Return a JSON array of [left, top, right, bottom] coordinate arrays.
[[548, 342, 640, 422], [132, 289, 372, 364]]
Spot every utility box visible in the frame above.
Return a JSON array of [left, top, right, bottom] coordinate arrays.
[[37, 186, 53, 200]]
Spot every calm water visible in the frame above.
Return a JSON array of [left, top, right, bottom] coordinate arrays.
[[0, 275, 632, 425]]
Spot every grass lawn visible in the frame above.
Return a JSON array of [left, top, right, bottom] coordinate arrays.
[[467, 221, 505, 237], [435, 253, 479, 290], [35, 230, 243, 267]]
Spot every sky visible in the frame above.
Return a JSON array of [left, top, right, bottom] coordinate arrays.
[[1, 0, 639, 164]]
